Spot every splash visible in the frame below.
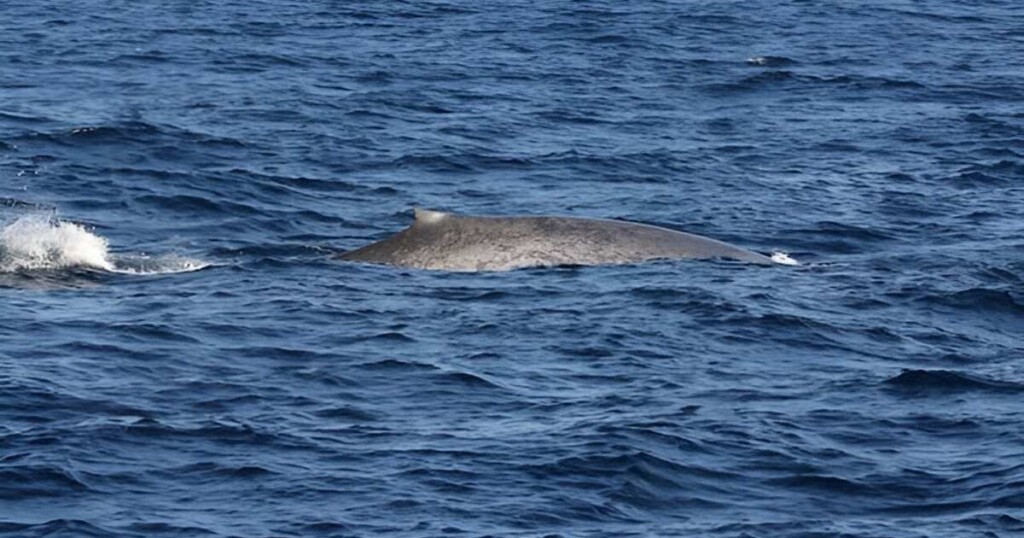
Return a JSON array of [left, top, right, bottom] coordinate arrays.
[[0, 215, 114, 271], [0, 214, 208, 274], [771, 251, 800, 266]]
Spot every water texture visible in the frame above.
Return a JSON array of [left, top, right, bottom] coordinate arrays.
[[1, 1, 1023, 536]]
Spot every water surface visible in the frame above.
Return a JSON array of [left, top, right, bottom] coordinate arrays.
[[1, 1, 1023, 536]]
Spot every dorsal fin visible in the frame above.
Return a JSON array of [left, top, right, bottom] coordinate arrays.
[[413, 208, 449, 225]]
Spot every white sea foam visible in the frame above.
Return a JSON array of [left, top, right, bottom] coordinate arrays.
[[771, 251, 800, 266], [0, 214, 208, 274]]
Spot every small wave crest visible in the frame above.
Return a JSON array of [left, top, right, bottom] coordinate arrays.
[[0, 214, 207, 275]]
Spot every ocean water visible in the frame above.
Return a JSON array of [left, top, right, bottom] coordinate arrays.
[[1, 0, 1023, 536]]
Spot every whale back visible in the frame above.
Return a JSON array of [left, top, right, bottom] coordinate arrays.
[[339, 209, 773, 271]]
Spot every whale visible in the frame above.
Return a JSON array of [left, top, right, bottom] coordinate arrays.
[[338, 209, 778, 272]]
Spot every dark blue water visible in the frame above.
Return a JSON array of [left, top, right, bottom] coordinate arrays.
[[2, 1, 1023, 536]]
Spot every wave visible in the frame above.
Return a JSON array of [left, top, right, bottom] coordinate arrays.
[[0, 465, 92, 499], [0, 214, 208, 276], [0, 520, 118, 538], [885, 369, 1024, 394], [706, 71, 928, 96], [922, 288, 1024, 315], [11, 120, 247, 149]]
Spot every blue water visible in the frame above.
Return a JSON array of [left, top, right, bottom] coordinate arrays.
[[2, 1, 1023, 536]]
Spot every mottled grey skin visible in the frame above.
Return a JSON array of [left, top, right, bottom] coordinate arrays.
[[339, 209, 774, 271]]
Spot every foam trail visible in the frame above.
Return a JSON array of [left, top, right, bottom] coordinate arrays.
[[108, 253, 209, 275]]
